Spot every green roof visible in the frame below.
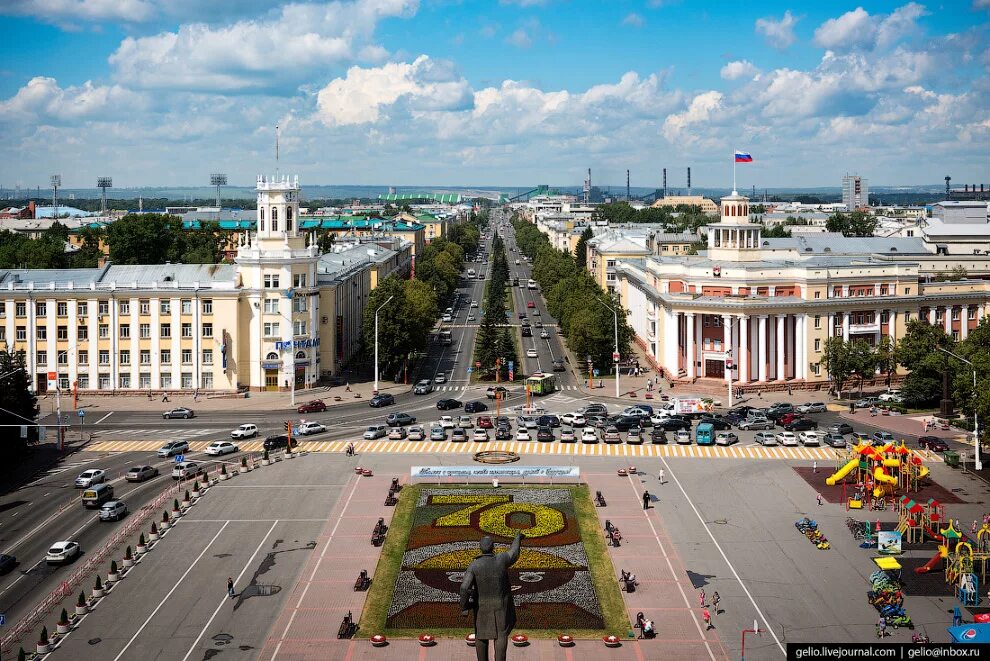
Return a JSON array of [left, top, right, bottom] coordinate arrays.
[[298, 216, 425, 232], [378, 192, 463, 204]]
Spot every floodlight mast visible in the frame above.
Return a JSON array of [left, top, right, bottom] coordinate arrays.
[[210, 173, 227, 208], [50, 174, 61, 219], [97, 177, 112, 214]]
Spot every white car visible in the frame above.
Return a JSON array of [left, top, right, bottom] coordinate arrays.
[[754, 432, 778, 446], [467, 315, 476, 322], [472, 428, 490, 441], [526, 349, 538, 358], [388, 427, 407, 440], [799, 431, 821, 446], [649, 411, 672, 425], [46, 540, 80, 564], [715, 432, 739, 446], [297, 421, 326, 436], [676, 429, 691, 444], [408, 426, 425, 441], [581, 428, 599, 444], [470, 300, 478, 308], [437, 416, 456, 429], [435, 373, 447, 384], [441, 314, 453, 323], [560, 429, 576, 442], [515, 428, 531, 441], [205, 441, 238, 456], [776, 432, 799, 446], [878, 390, 903, 403], [230, 424, 258, 439], [75, 469, 106, 488], [568, 413, 587, 427], [171, 461, 199, 479], [796, 402, 827, 413], [458, 415, 474, 429], [540, 330, 549, 339], [624, 406, 651, 417]]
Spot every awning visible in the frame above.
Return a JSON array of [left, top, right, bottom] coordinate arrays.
[[872, 557, 901, 570], [948, 624, 990, 643]]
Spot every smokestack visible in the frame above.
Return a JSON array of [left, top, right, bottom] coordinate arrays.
[[626, 170, 630, 201], [687, 167, 692, 196], [945, 176, 951, 196], [662, 168, 667, 199]]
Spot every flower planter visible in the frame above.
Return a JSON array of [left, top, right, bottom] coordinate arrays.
[[75, 604, 89, 616], [149, 531, 159, 542], [262, 459, 271, 466], [418, 634, 436, 647], [107, 572, 119, 582], [602, 635, 621, 648], [239, 466, 248, 474], [191, 490, 200, 499], [92, 587, 105, 598], [557, 634, 574, 647], [171, 509, 181, 519], [136, 543, 148, 554], [57, 623, 71, 635], [370, 634, 387, 647], [465, 633, 476, 647], [123, 557, 134, 568], [181, 500, 191, 509], [511, 634, 529, 647], [222, 472, 231, 480], [37, 642, 51, 654], [160, 520, 170, 531]]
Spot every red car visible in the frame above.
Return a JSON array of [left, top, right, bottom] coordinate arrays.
[[778, 412, 803, 427], [477, 415, 494, 429], [297, 400, 327, 414], [527, 301, 535, 309]]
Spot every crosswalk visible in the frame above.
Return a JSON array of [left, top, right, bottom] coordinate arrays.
[[83, 438, 890, 461], [93, 427, 224, 440]]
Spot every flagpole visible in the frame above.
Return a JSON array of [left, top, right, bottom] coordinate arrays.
[[733, 150, 737, 194]]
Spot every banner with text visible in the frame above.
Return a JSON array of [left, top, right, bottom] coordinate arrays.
[[411, 466, 580, 479]]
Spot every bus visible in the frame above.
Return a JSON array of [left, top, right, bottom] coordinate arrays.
[[526, 373, 556, 396], [695, 422, 715, 446], [439, 330, 452, 345]]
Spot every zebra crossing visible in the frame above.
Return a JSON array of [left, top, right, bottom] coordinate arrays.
[[83, 438, 883, 461], [93, 427, 224, 440]]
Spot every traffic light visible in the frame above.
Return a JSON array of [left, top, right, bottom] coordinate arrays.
[[284, 421, 290, 434]]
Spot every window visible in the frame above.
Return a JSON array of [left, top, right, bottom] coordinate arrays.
[[880, 285, 888, 296], [15, 302, 26, 317], [58, 375, 69, 390], [120, 350, 130, 365], [266, 352, 278, 361], [293, 273, 307, 288], [832, 287, 842, 298], [181, 299, 192, 314], [970, 307, 977, 320], [813, 363, 821, 376], [0, 302, 5, 317], [704, 316, 710, 328], [36, 326, 47, 340], [264, 298, 279, 314], [202, 323, 213, 338], [99, 350, 110, 365], [181, 323, 192, 338], [119, 325, 130, 339], [77, 302, 87, 317], [286, 205, 293, 231], [36, 302, 46, 316], [203, 349, 213, 365], [263, 322, 280, 337], [935, 310, 944, 322], [905, 287, 911, 295], [77, 325, 88, 340], [57, 352, 68, 366], [202, 299, 213, 314], [814, 338, 821, 352], [119, 301, 130, 315], [264, 275, 280, 289], [201, 373, 213, 390], [119, 374, 131, 389], [16, 326, 26, 340], [293, 321, 307, 336], [0, 327, 4, 342], [904, 311, 912, 322], [293, 297, 307, 313], [952, 330, 960, 341], [140, 350, 151, 365], [78, 375, 89, 389], [160, 300, 171, 314], [713, 316, 722, 328], [713, 339, 722, 351], [57, 325, 68, 340], [78, 350, 88, 365], [181, 349, 192, 364], [814, 291, 821, 299], [139, 300, 150, 314], [99, 324, 109, 338], [98, 301, 109, 315], [952, 308, 960, 321], [36, 352, 47, 366], [161, 350, 171, 364], [57, 302, 67, 317], [139, 374, 151, 390], [160, 374, 172, 389], [181, 373, 193, 389], [880, 311, 889, 323], [99, 375, 111, 390], [160, 323, 171, 338], [814, 315, 821, 329], [140, 323, 150, 338]]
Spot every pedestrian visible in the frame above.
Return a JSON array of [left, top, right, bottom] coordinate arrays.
[[658, 468, 665, 485], [813, 460, 818, 474], [702, 608, 713, 630], [877, 615, 886, 638], [642, 490, 651, 510], [227, 577, 235, 599], [599, 379, 604, 389], [817, 492, 823, 506], [712, 591, 721, 615], [162, 393, 169, 403], [699, 589, 706, 608]]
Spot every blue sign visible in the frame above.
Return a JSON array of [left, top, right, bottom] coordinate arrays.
[[0, 614, 5, 626], [174, 454, 185, 463], [77, 410, 85, 418], [593, 369, 600, 377], [508, 361, 514, 372], [466, 368, 473, 373]]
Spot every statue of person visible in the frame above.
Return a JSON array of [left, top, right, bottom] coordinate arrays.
[[460, 530, 523, 661]]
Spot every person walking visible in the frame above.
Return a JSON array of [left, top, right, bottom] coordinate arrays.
[[699, 589, 706, 608], [702, 608, 713, 630], [817, 492, 823, 506], [658, 468, 666, 485], [227, 577, 235, 599], [712, 591, 721, 615], [813, 460, 818, 474], [642, 491, 651, 510]]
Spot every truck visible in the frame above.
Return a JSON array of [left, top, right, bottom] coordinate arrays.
[[670, 396, 709, 417]]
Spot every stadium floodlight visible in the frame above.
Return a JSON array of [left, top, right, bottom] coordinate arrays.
[[50, 174, 61, 219], [97, 177, 112, 214], [210, 173, 227, 208]]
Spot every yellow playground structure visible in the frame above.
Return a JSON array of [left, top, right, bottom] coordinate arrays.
[[825, 442, 930, 501]]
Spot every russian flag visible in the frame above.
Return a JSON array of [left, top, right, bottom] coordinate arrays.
[[734, 151, 753, 163]]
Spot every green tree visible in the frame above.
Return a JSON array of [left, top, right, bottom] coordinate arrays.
[[896, 319, 953, 407], [0, 349, 39, 456], [874, 335, 898, 390], [106, 214, 187, 265], [825, 211, 877, 237], [820, 337, 853, 397], [361, 277, 408, 378], [761, 224, 791, 238], [847, 339, 878, 395], [574, 227, 593, 269]]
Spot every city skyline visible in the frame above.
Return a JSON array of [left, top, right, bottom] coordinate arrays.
[[1, 0, 988, 189]]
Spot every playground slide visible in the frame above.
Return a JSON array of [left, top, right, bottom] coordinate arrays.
[[915, 550, 943, 574], [918, 465, 930, 481], [873, 466, 897, 484], [826, 459, 859, 486]]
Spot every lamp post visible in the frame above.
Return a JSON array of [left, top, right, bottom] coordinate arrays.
[[596, 298, 620, 399], [374, 295, 395, 394], [937, 346, 981, 471]]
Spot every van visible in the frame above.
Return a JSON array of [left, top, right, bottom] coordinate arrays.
[[695, 422, 715, 446], [82, 483, 114, 508]]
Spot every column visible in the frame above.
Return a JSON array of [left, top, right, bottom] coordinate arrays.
[[663, 309, 678, 375], [889, 310, 897, 343], [927, 307, 935, 324], [944, 306, 952, 335], [842, 312, 850, 342], [758, 315, 768, 381], [776, 315, 786, 381], [739, 315, 750, 383], [794, 316, 804, 380], [722, 314, 732, 383], [962, 305, 969, 340], [686, 313, 696, 379]]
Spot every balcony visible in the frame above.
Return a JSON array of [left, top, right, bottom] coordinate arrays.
[[848, 321, 880, 335]]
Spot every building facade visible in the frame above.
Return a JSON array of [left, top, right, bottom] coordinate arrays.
[[842, 175, 869, 211]]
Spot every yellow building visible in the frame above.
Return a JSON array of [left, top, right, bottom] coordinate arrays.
[[651, 195, 719, 215], [585, 231, 651, 292]]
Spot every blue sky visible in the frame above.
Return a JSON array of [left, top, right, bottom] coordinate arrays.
[[1, 0, 988, 189]]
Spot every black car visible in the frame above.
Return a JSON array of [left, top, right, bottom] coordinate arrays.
[[655, 416, 691, 431], [521, 327, 533, 337], [608, 415, 641, 432], [495, 427, 512, 440], [552, 359, 565, 372], [537, 415, 561, 428], [829, 422, 854, 436], [465, 401, 489, 413], [369, 394, 395, 408], [649, 427, 668, 444], [766, 404, 794, 421], [729, 406, 760, 419], [263, 435, 298, 451], [437, 398, 462, 411], [919, 436, 949, 452], [536, 426, 554, 442], [386, 412, 416, 426], [0, 554, 16, 574], [783, 418, 818, 432], [699, 415, 732, 430]]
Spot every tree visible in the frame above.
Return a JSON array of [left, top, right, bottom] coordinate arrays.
[[825, 211, 877, 237], [761, 224, 791, 238], [361, 277, 408, 377], [106, 214, 187, 265], [0, 349, 39, 457], [574, 227, 594, 269], [315, 230, 335, 253], [874, 335, 897, 390], [896, 319, 953, 407], [820, 337, 853, 397], [847, 339, 878, 395], [933, 265, 968, 282]]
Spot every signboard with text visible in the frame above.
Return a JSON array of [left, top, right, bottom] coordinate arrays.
[[411, 466, 580, 479]]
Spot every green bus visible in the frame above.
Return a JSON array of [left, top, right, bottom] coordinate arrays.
[[526, 373, 557, 396]]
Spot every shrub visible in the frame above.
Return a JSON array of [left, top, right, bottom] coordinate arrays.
[[138, 533, 146, 546], [77, 591, 86, 607], [124, 546, 132, 560], [110, 560, 118, 573], [151, 522, 158, 534], [94, 575, 102, 590], [184, 490, 191, 502], [39, 626, 49, 645], [59, 608, 69, 625]]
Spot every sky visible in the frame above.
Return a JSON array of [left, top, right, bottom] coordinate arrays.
[[0, 0, 988, 190]]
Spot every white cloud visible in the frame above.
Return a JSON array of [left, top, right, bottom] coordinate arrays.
[[974, 0, 990, 9], [662, 91, 724, 142], [109, 0, 418, 92], [755, 10, 799, 50], [622, 13, 644, 28], [0, 76, 147, 123], [1, 0, 155, 23], [506, 28, 532, 48], [720, 60, 760, 80], [814, 3, 927, 52]]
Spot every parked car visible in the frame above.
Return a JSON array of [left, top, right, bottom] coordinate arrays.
[[878, 390, 903, 403], [413, 379, 434, 395], [465, 401, 489, 413], [516, 415, 539, 429], [297, 400, 327, 413], [872, 431, 896, 445], [157, 441, 189, 458], [560, 429, 576, 443], [783, 418, 818, 432], [162, 407, 195, 419], [754, 431, 778, 446], [796, 402, 827, 413], [408, 426, 425, 441], [429, 426, 447, 441], [477, 415, 494, 429], [458, 415, 475, 429], [656, 416, 691, 431], [776, 432, 798, 446], [515, 428, 531, 441], [777, 412, 804, 427], [919, 436, 949, 452], [231, 424, 258, 439], [473, 428, 490, 442], [829, 423, 854, 436], [125, 465, 159, 482], [698, 415, 732, 430], [715, 432, 739, 446], [537, 415, 561, 428], [495, 426, 512, 440], [649, 428, 668, 444], [581, 428, 599, 444], [386, 412, 417, 426], [99, 500, 128, 522], [452, 428, 468, 442], [675, 429, 692, 444], [437, 398, 462, 410], [206, 441, 239, 455], [855, 397, 880, 408], [536, 426, 555, 442], [486, 387, 509, 400], [388, 427, 407, 440], [766, 406, 795, 422], [363, 425, 388, 440], [627, 427, 644, 444], [75, 469, 106, 488], [624, 405, 654, 417], [799, 431, 820, 446], [46, 541, 80, 564], [738, 416, 773, 431], [437, 416, 456, 429], [824, 433, 847, 448], [609, 415, 643, 432], [0, 554, 16, 574], [852, 432, 871, 445], [583, 403, 609, 417], [171, 461, 199, 479], [603, 426, 622, 444], [369, 394, 395, 408]]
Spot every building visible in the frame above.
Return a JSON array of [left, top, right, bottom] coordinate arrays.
[[585, 231, 651, 292], [931, 201, 989, 225], [651, 195, 719, 215], [842, 175, 869, 211]]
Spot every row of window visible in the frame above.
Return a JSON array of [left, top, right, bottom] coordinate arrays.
[[262, 321, 307, 337], [0, 299, 215, 318], [262, 297, 309, 313], [55, 373, 214, 390], [0, 322, 216, 342], [37, 349, 215, 367], [262, 274, 309, 289]]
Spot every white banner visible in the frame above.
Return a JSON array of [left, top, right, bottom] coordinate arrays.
[[410, 466, 580, 479]]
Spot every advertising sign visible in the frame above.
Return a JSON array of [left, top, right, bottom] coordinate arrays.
[[411, 466, 580, 479], [877, 531, 903, 555]]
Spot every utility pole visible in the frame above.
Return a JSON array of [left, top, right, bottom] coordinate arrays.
[[597, 298, 620, 399], [937, 347, 980, 470], [373, 295, 395, 394]]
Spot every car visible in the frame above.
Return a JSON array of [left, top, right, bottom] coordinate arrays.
[[516, 415, 539, 429], [527, 301, 535, 309], [537, 426, 555, 442], [125, 465, 159, 482], [729, 405, 760, 419], [75, 469, 106, 488], [369, 394, 395, 408], [649, 428, 668, 444], [799, 431, 820, 446], [824, 433, 847, 448], [386, 412, 417, 426], [518, 312, 527, 320], [796, 402, 827, 413], [0, 554, 16, 574], [540, 329, 549, 339], [495, 426, 512, 440], [609, 415, 643, 432], [872, 431, 896, 445], [521, 326, 533, 337], [675, 429, 692, 444], [587, 414, 609, 429], [515, 428, 531, 441], [852, 431, 871, 445], [699, 415, 732, 430], [473, 428, 490, 442], [157, 440, 190, 458], [294, 421, 325, 436], [879, 390, 903, 403], [297, 400, 327, 413], [495, 416, 510, 427], [738, 417, 773, 431], [476, 415, 493, 429], [441, 314, 453, 323], [465, 401, 489, 413], [777, 412, 804, 427], [715, 432, 739, 446], [581, 428, 599, 444], [162, 407, 195, 419], [458, 415, 475, 429], [408, 426, 425, 441], [766, 406, 795, 422], [434, 373, 447, 384], [561, 412, 586, 427], [526, 349, 538, 358], [627, 427, 644, 445], [776, 432, 798, 446], [624, 406, 653, 417], [46, 541, 80, 564], [172, 461, 199, 479], [656, 416, 691, 431], [363, 425, 388, 440], [560, 429, 576, 443], [919, 436, 949, 452], [649, 411, 673, 425], [231, 424, 258, 439], [471, 300, 478, 308], [533, 310, 541, 317], [583, 403, 609, 417], [452, 428, 468, 442], [430, 426, 447, 441], [829, 423, 854, 436], [413, 380, 434, 395], [783, 418, 818, 432], [99, 500, 128, 522], [206, 441, 239, 456], [537, 415, 561, 428], [855, 397, 880, 408], [486, 387, 509, 400], [754, 431, 778, 446], [467, 314, 476, 322], [437, 416, 456, 429], [437, 398, 462, 410], [552, 359, 565, 372]]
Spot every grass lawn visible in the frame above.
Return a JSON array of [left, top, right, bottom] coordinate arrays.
[[359, 483, 629, 639]]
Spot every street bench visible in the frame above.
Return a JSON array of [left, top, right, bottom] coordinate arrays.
[[354, 569, 371, 591], [337, 611, 357, 639]]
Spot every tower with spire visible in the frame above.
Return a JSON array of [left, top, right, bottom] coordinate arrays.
[[705, 186, 762, 262]]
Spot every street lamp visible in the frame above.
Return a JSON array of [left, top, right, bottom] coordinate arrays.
[[374, 295, 395, 394], [596, 298, 620, 399], [937, 346, 981, 471]]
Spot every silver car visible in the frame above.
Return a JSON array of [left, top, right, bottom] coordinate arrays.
[[754, 431, 778, 446], [99, 500, 128, 522], [738, 417, 773, 431]]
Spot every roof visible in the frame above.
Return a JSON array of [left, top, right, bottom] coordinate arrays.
[[33, 206, 91, 218], [298, 216, 425, 232], [0, 268, 105, 288], [651, 232, 698, 243], [765, 233, 930, 255], [922, 220, 990, 237], [378, 192, 463, 204], [103, 263, 238, 285]]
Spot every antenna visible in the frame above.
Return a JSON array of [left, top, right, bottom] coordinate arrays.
[[687, 167, 692, 197], [275, 124, 281, 177], [97, 177, 112, 214], [50, 174, 61, 219], [210, 173, 227, 208], [626, 169, 630, 201], [662, 168, 667, 199]]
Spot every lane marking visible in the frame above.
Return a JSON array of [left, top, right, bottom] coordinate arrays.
[[95, 412, 114, 424]]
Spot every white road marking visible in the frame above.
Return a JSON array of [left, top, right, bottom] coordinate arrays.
[[95, 412, 114, 424]]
